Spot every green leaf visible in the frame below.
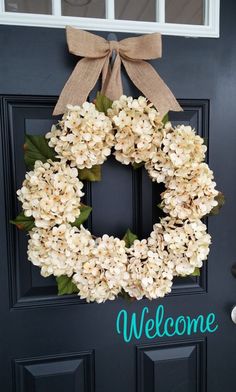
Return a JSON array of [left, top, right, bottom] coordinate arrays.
[[123, 229, 138, 248], [209, 192, 225, 216], [162, 113, 169, 125], [132, 162, 144, 170], [24, 134, 56, 169], [10, 211, 35, 231], [191, 267, 200, 276], [71, 204, 92, 228], [78, 165, 101, 181], [119, 289, 136, 302], [56, 276, 79, 295], [95, 92, 113, 114]]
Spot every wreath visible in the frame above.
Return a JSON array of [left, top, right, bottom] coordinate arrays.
[[11, 94, 223, 303]]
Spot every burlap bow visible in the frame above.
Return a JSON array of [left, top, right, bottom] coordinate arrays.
[[53, 26, 182, 116]]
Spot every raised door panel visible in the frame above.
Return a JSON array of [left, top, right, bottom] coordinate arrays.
[[13, 351, 94, 392], [137, 339, 206, 392]]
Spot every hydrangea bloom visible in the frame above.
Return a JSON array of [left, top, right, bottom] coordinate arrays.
[[161, 163, 218, 219], [145, 124, 207, 183], [157, 217, 211, 276], [46, 103, 114, 169], [17, 160, 84, 228], [108, 95, 164, 165], [124, 216, 211, 300], [73, 235, 129, 303], [125, 236, 173, 300], [28, 224, 93, 277]]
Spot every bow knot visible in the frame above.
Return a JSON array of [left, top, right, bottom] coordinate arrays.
[[109, 40, 119, 54], [53, 26, 182, 116]]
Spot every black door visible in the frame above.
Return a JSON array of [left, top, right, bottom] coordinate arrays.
[[1, 2, 236, 391]]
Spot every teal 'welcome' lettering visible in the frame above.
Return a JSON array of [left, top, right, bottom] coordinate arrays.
[[175, 316, 187, 336], [116, 305, 218, 343], [206, 313, 218, 333], [163, 317, 175, 337], [186, 315, 205, 334], [116, 306, 149, 343]]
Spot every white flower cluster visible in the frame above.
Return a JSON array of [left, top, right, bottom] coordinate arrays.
[[28, 224, 88, 277], [145, 124, 207, 183], [27, 218, 210, 302], [125, 237, 173, 300], [162, 163, 218, 219], [46, 102, 114, 169], [108, 95, 164, 165], [28, 224, 130, 303], [73, 234, 129, 303], [124, 216, 210, 300], [108, 96, 218, 222], [156, 217, 211, 276], [17, 160, 84, 228], [16, 95, 220, 303]]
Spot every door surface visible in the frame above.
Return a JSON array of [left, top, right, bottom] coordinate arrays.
[[1, 2, 236, 392]]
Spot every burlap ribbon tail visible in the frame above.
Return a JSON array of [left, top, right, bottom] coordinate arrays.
[[53, 26, 182, 116]]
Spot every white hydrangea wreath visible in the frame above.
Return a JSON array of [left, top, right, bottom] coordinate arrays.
[[12, 94, 223, 303]]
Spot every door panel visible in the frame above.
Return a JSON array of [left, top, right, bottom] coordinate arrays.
[[1, 2, 236, 391], [137, 339, 205, 392], [14, 352, 94, 392]]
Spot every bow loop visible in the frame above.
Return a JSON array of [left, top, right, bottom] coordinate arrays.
[[119, 33, 162, 60], [66, 26, 108, 58], [53, 26, 182, 116]]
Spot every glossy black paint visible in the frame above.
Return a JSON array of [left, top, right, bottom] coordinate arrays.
[[0, 1, 236, 391]]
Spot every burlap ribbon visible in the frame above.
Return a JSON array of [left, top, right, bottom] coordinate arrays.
[[53, 26, 182, 116]]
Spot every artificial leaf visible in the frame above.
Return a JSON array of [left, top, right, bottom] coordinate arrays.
[[78, 165, 101, 181], [56, 275, 79, 295], [132, 162, 144, 170], [95, 92, 113, 114], [191, 267, 200, 276], [24, 134, 56, 169], [72, 204, 92, 228], [123, 229, 138, 248], [10, 211, 35, 231], [209, 192, 225, 216], [162, 113, 169, 125], [119, 289, 136, 302]]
